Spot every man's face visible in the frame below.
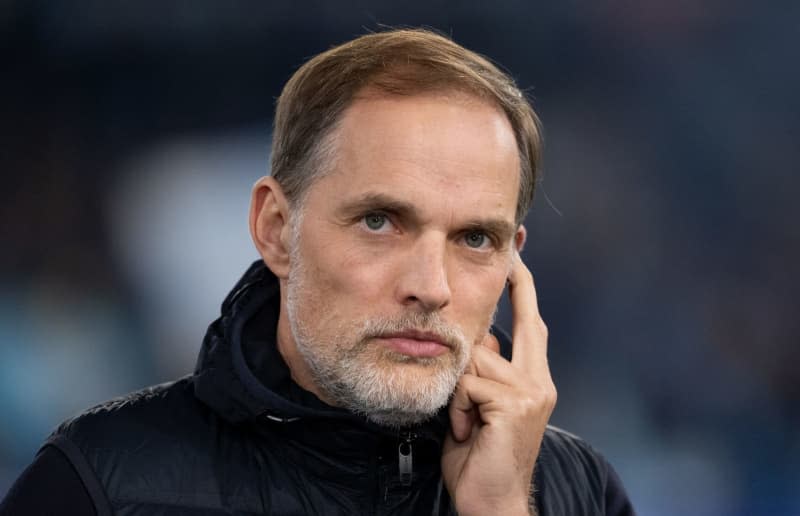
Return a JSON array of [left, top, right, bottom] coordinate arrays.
[[283, 92, 521, 426]]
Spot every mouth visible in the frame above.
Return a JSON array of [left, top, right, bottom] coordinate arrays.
[[375, 330, 452, 358]]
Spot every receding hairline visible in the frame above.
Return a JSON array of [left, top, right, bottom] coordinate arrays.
[[270, 28, 541, 224], [351, 81, 501, 106], [293, 85, 522, 212]]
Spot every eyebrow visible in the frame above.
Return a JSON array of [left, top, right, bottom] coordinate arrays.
[[337, 193, 419, 221], [336, 192, 518, 241]]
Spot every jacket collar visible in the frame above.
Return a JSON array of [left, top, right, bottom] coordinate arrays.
[[193, 260, 511, 442]]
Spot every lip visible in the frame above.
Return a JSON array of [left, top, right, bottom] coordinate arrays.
[[376, 331, 451, 358]]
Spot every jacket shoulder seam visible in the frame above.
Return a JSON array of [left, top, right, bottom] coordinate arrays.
[[44, 434, 114, 516]]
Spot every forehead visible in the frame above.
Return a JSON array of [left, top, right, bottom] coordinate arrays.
[[307, 92, 520, 223]]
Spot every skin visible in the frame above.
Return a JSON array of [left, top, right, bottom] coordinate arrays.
[[250, 91, 556, 515]]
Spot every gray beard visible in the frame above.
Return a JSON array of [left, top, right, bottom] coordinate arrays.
[[290, 305, 469, 427], [284, 244, 473, 427]]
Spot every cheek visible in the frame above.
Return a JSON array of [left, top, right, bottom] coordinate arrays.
[[450, 264, 508, 329], [302, 233, 395, 304]]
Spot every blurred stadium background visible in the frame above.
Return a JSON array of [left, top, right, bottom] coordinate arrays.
[[1, 2, 798, 514]]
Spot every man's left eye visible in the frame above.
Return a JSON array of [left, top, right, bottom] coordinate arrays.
[[464, 231, 489, 249], [363, 213, 389, 231]]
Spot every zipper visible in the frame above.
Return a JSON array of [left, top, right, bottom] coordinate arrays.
[[263, 413, 301, 423], [398, 431, 417, 487]]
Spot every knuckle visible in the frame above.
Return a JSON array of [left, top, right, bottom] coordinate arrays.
[[519, 383, 557, 411], [512, 396, 535, 415], [521, 267, 534, 283], [547, 384, 558, 408], [457, 373, 475, 390], [538, 320, 549, 337]]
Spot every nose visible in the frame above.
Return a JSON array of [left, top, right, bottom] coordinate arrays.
[[395, 235, 452, 311]]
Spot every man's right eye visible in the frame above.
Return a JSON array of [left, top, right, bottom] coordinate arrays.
[[363, 213, 388, 231]]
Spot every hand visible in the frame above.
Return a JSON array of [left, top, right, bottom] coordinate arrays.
[[441, 251, 556, 516]]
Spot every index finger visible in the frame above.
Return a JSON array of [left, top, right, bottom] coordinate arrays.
[[507, 250, 548, 370]]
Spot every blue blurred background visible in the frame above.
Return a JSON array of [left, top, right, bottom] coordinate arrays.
[[1, 2, 798, 514]]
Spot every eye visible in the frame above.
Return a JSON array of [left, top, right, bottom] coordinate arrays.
[[464, 231, 489, 249], [363, 212, 389, 231]]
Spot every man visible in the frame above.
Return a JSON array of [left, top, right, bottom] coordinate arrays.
[[1, 29, 634, 515]]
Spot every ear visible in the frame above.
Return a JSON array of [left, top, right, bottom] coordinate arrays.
[[514, 224, 527, 253], [249, 176, 293, 278]]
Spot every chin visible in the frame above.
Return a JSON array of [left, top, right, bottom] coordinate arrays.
[[324, 355, 464, 428]]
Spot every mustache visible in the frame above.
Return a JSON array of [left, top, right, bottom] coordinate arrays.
[[357, 312, 468, 350]]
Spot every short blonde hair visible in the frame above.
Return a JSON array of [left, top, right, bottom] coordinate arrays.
[[270, 28, 542, 224]]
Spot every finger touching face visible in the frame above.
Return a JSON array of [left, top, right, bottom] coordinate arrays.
[[507, 251, 548, 371]]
